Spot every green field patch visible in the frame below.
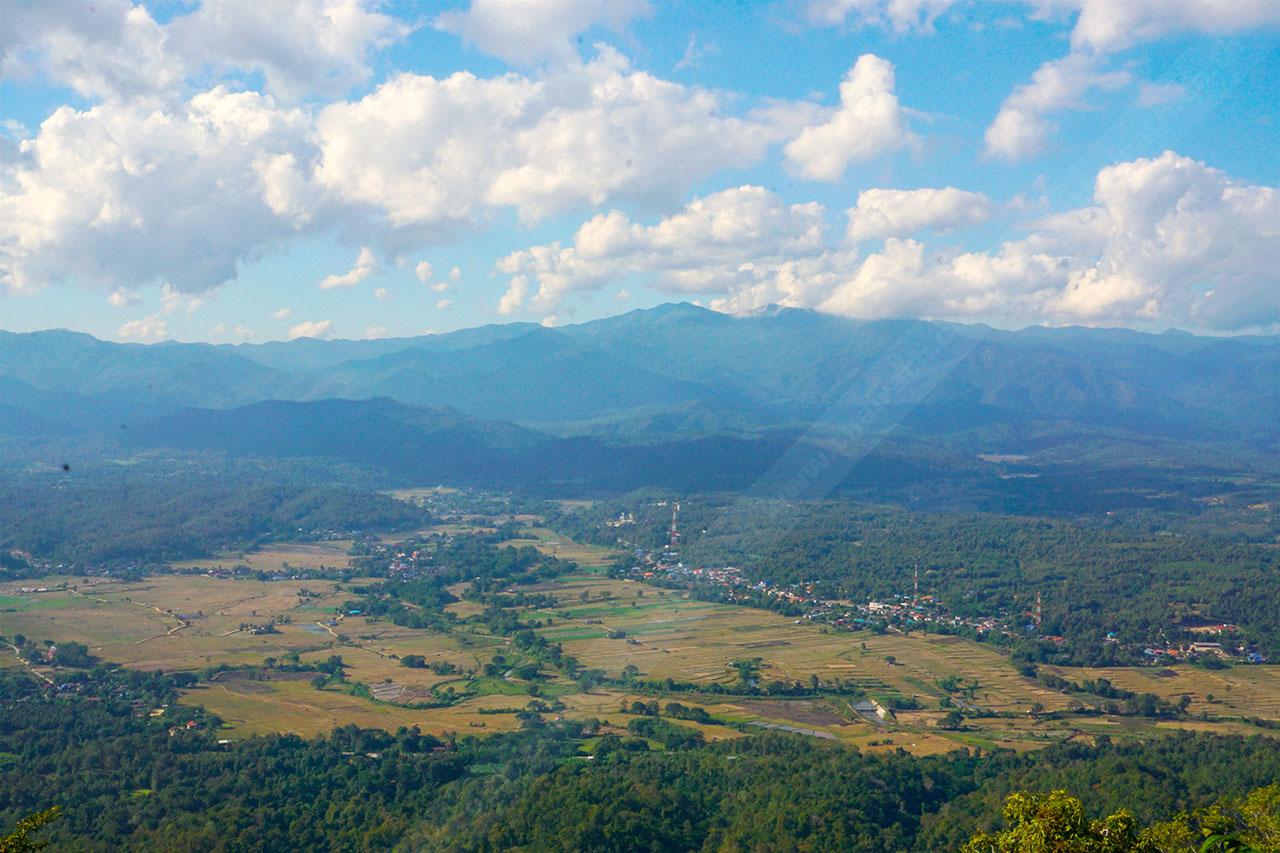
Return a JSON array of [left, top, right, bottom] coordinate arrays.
[[0, 594, 77, 612], [558, 602, 675, 619], [902, 675, 946, 698], [599, 622, 686, 638], [466, 677, 532, 697], [539, 628, 608, 641]]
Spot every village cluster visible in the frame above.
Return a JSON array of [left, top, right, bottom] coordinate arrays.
[[623, 546, 1267, 666]]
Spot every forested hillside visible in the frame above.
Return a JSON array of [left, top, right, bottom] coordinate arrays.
[[2, 666, 1278, 852], [0, 469, 428, 566]]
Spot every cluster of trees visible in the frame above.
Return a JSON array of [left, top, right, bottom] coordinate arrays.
[[406, 731, 1280, 851], [345, 538, 574, 637], [1027, 671, 1193, 718], [4, 637, 98, 669]]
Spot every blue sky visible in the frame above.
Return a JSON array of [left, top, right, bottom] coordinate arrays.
[[1, 0, 1277, 342]]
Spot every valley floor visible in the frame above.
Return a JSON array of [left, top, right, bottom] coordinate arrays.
[[6, 562, 1278, 756]]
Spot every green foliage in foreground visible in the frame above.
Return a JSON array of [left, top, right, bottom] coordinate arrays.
[[962, 790, 1146, 853], [0, 807, 60, 853], [962, 786, 1280, 853], [1143, 784, 1280, 853]]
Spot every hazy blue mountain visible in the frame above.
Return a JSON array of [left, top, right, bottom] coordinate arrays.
[[5, 306, 1278, 456], [229, 322, 542, 371], [0, 376, 150, 435], [121, 397, 872, 495], [0, 329, 283, 411], [273, 326, 738, 423], [565, 305, 1280, 443]]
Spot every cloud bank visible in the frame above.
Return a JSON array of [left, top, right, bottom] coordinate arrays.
[[500, 153, 1279, 332]]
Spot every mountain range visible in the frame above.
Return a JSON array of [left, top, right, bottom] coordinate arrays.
[[3, 303, 1277, 505]]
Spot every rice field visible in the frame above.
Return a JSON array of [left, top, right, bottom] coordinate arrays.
[[529, 577, 1069, 713], [186, 679, 527, 739], [6, 570, 1278, 754], [494, 527, 623, 569], [169, 541, 354, 573], [1045, 663, 1280, 719], [0, 575, 351, 670]]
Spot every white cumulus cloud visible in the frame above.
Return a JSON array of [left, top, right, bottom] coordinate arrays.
[[160, 282, 204, 316], [823, 152, 1280, 329], [436, 0, 651, 66], [498, 153, 1279, 331], [1, 86, 312, 295], [310, 48, 807, 231], [117, 312, 169, 341], [167, 0, 411, 101], [497, 185, 828, 313], [846, 187, 993, 242], [987, 1, 1278, 163], [0, 0, 410, 104], [497, 275, 528, 315], [0, 49, 844, 297], [319, 246, 378, 289], [288, 319, 335, 339], [0, 0, 180, 103], [107, 288, 139, 307], [984, 53, 1130, 161], [1063, 0, 1280, 54], [783, 54, 916, 181], [803, 0, 956, 33]]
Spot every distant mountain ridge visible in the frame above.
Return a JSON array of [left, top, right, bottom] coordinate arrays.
[[5, 304, 1277, 450]]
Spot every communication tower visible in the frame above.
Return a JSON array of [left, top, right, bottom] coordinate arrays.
[[669, 501, 680, 549]]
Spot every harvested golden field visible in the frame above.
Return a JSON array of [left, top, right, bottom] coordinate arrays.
[[495, 527, 623, 569], [0, 575, 351, 670], [185, 679, 526, 739], [383, 487, 460, 502], [296, 624, 497, 692], [1047, 663, 1280, 719], [169, 541, 354, 573], [10, 570, 1279, 756], [530, 577, 1065, 713]]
